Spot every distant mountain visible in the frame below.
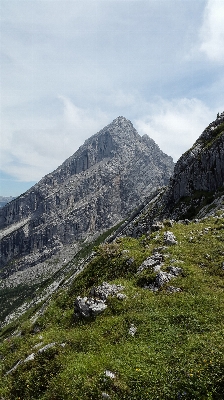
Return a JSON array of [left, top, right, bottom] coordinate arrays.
[[0, 116, 174, 285], [0, 196, 15, 208]]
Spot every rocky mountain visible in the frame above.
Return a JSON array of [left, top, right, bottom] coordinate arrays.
[[0, 153, 223, 398], [119, 112, 224, 238], [165, 111, 224, 218], [0, 116, 174, 285], [0, 112, 224, 400]]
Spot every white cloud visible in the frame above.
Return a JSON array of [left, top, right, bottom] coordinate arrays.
[[103, 90, 137, 108], [0, 0, 223, 196], [0, 97, 109, 181], [200, 0, 224, 62], [134, 98, 215, 162], [0, 94, 219, 183]]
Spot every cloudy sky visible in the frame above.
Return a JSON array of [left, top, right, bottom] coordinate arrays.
[[0, 0, 224, 196]]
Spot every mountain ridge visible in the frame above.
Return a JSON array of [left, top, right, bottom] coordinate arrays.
[[118, 112, 224, 238], [0, 112, 224, 400], [0, 116, 174, 286]]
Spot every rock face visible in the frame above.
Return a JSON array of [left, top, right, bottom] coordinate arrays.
[[119, 112, 224, 237], [165, 111, 224, 217], [0, 116, 174, 277]]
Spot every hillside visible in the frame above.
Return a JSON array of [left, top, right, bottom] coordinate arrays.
[[0, 212, 224, 399], [0, 112, 223, 399]]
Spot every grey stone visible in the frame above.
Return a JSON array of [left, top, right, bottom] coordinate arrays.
[[24, 353, 35, 362], [137, 253, 163, 274], [129, 324, 137, 336], [102, 392, 111, 399], [74, 297, 92, 318], [33, 342, 43, 349], [74, 296, 107, 318], [154, 271, 173, 288], [146, 267, 182, 292], [168, 266, 183, 276], [104, 370, 116, 379], [5, 360, 22, 375], [38, 342, 56, 353], [89, 300, 108, 316], [126, 257, 135, 266], [166, 286, 182, 293], [116, 293, 126, 300], [90, 282, 125, 301], [74, 282, 125, 318], [164, 231, 178, 245]]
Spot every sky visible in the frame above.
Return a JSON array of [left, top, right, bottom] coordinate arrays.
[[0, 0, 224, 197]]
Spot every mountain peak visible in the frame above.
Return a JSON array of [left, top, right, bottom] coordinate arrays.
[[112, 116, 132, 126], [96, 115, 137, 139], [199, 110, 224, 142], [0, 117, 174, 283]]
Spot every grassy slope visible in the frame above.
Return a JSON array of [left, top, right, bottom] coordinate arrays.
[[0, 212, 224, 400], [0, 223, 123, 326]]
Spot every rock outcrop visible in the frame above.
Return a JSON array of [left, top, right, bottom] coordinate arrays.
[[118, 112, 224, 237], [74, 282, 125, 318], [165, 111, 224, 218], [0, 117, 174, 280], [137, 249, 183, 292]]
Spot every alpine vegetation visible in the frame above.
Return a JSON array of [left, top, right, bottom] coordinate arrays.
[[0, 113, 224, 399]]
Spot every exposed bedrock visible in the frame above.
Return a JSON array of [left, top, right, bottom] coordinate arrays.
[[0, 117, 174, 274]]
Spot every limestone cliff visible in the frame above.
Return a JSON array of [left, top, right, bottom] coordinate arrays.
[[0, 117, 174, 278], [165, 111, 224, 219], [118, 112, 224, 237]]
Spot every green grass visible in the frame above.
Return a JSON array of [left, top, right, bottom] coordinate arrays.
[[203, 122, 224, 149], [174, 189, 224, 219], [0, 222, 124, 328], [0, 213, 224, 399]]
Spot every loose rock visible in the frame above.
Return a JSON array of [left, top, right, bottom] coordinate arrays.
[[74, 282, 125, 318], [24, 353, 35, 362], [164, 231, 178, 245], [129, 324, 137, 336], [90, 282, 125, 301], [116, 293, 126, 300], [74, 296, 107, 318], [104, 370, 116, 379], [137, 253, 163, 274], [167, 266, 183, 276], [102, 392, 111, 399], [166, 286, 182, 293]]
